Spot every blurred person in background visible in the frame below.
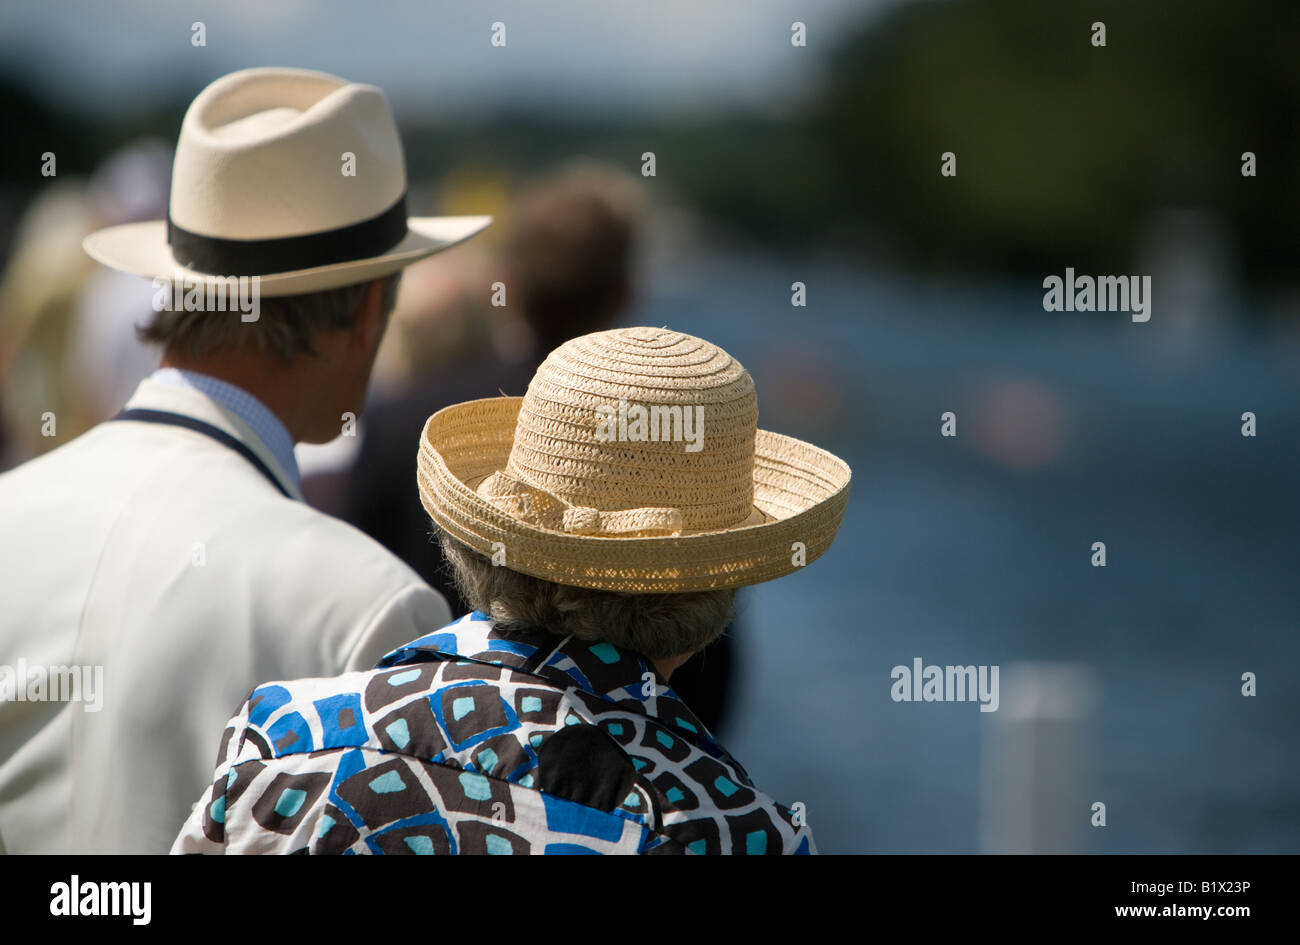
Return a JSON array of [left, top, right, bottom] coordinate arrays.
[[294, 166, 514, 511], [64, 140, 173, 428], [0, 140, 173, 468], [295, 242, 498, 512], [333, 161, 643, 597], [319, 161, 741, 735], [0, 178, 97, 466], [0, 67, 490, 853]]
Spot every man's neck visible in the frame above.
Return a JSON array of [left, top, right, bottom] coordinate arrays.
[[160, 351, 307, 443]]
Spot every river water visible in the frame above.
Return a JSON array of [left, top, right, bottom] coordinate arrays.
[[642, 250, 1300, 853]]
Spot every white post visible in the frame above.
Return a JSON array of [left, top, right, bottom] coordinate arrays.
[[980, 661, 1097, 853]]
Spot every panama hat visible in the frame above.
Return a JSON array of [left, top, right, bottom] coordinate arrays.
[[418, 327, 851, 592], [83, 67, 491, 296]]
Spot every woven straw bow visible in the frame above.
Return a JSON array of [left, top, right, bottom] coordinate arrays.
[[479, 469, 685, 536]]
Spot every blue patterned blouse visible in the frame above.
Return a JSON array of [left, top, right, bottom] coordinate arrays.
[[172, 612, 816, 855]]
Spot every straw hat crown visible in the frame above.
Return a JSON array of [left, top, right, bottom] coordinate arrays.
[[481, 327, 759, 536], [170, 68, 406, 241]]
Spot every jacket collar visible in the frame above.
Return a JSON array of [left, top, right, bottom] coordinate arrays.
[[122, 376, 302, 500], [378, 612, 728, 759]]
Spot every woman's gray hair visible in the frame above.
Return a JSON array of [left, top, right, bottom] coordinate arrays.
[[438, 531, 735, 660]]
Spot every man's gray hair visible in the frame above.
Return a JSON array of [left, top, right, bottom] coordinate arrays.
[[438, 531, 735, 660], [138, 274, 400, 363]]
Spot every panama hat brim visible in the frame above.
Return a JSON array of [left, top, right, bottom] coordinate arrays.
[[417, 397, 852, 593], [83, 215, 492, 297]]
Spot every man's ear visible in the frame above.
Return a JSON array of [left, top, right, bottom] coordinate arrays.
[[352, 276, 391, 350]]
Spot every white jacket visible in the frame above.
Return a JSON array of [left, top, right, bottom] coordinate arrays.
[[0, 377, 450, 853]]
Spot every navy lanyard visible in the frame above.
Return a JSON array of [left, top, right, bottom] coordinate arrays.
[[111, 408, 293, 499]]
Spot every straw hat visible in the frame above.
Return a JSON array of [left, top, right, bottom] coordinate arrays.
[[418, 327, 851, 592], [83, 67, 491, 296]]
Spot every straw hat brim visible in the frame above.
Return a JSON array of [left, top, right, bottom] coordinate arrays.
[[418, 397, 852, 593], [83, 215, 492, 297]]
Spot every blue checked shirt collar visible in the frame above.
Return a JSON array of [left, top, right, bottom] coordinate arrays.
[[149, 368, 300, 490]]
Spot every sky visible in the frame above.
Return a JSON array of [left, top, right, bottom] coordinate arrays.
[[1, 0, 896, 117]]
